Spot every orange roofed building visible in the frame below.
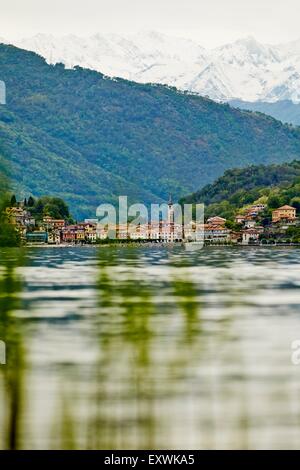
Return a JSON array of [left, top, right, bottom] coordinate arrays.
[[272, 205, 297, 223]]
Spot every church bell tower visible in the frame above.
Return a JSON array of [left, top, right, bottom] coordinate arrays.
[[167, 195, 174, 225]]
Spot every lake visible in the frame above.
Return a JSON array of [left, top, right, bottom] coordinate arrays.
[[0, 245, 300, 449]]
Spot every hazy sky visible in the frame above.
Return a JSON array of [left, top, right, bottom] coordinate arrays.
[[1, 0, 300, 47]]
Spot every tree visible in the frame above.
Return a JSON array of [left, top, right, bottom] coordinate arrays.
[[225, 220, 241, 231], [30, 196, 71, 221], [10, 194, 17, 207], [0, 195, 21, 247], [268, 194, 282, 209], [43, 203, 62, 219], [0, 220, 20, 247], [27, 196, 35, 207], [290, 197, 300, 211]]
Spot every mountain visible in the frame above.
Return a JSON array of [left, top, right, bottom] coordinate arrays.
[[230, 99, 300, 126], [180, 160, 300, 220], [3, 31, 300, 105], [1, 44, 300, 219]]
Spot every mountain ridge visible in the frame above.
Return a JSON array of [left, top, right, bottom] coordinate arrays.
[[2, 31, 300, 104], [1, 44, 300, 218]]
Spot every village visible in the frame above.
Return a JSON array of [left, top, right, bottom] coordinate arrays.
[[4, 197, 300, 246]]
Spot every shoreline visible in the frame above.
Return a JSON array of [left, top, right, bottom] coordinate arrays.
[[21, 242, 300, 249]]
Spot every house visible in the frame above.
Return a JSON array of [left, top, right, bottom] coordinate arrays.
[[128, 222, 183, 242], [244, 218, 256, 229], [230, 231, 242, 244], [207, 216, 226, 226], [25, 215, 36, 227], [86, 232, 97, 242], [272, 205, 297, 223], [43, 217, 65, 230], [235, 214, 246, 224], [115, 223, 129, 240], [235, 205, 266, 225], [246, 204, 266, 217], [96, 224, 117, 240], [5, 207, 35, 242], [48, 230, 61, 245], [157, 222, 183, 242], [241, 228, 260, 245], [62, 227, 76, 243], [6, 207, 35, 227], [84, 219, 99, 224], [149, 222, 160, 241], [62, 224, 87, 243], [81, 222, 97, 243], [250, 204, 266, 212], [75, 227, 85, 243], [204, 224, 231, 243]]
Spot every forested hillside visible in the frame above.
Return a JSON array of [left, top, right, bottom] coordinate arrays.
[[1, 44, 300, 218], [180, 160, 300, 220]]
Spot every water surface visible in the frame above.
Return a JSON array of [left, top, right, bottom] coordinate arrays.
[[0, 246, 300, 449]]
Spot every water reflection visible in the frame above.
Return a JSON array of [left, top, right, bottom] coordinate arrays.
[[0, 250, 26, 449], [0, 246, 300, 449], [83, 250, 207, 449]]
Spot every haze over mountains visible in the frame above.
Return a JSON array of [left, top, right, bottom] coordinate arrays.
[[3, 31, 300, 106], [1, 43, 300, 218], [229, 99, 300, 126]]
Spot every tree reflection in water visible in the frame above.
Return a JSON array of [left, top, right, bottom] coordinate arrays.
[[0, 249, 26, 449], [1, 246, 300, 449], [81, 248, 206, 449]]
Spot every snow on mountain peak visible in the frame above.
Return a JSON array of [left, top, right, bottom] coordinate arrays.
[[3, 31, 300, 103]]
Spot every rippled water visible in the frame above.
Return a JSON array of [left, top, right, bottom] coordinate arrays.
[[1, 246, 300, 449]]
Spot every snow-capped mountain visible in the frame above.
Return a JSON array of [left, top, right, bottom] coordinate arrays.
[[3, 31, 300, 103]]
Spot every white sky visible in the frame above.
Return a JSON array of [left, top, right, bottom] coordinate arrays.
[[0, 0, 300, 48]]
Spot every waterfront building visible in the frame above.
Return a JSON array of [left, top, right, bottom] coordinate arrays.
[[204, 224, 231, 243], [48, 230, 61, 245], [61, 226, 77, 243], [26, 231, 48, 244], [241, 228, 260, 245]]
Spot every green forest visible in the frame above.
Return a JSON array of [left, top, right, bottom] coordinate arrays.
[[180, 160, 300, 223], [0, 144, 19, 246], [1, 43, 300, 218]]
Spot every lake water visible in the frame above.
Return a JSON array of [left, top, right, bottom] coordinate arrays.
[[1, 246, 300, 449]]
